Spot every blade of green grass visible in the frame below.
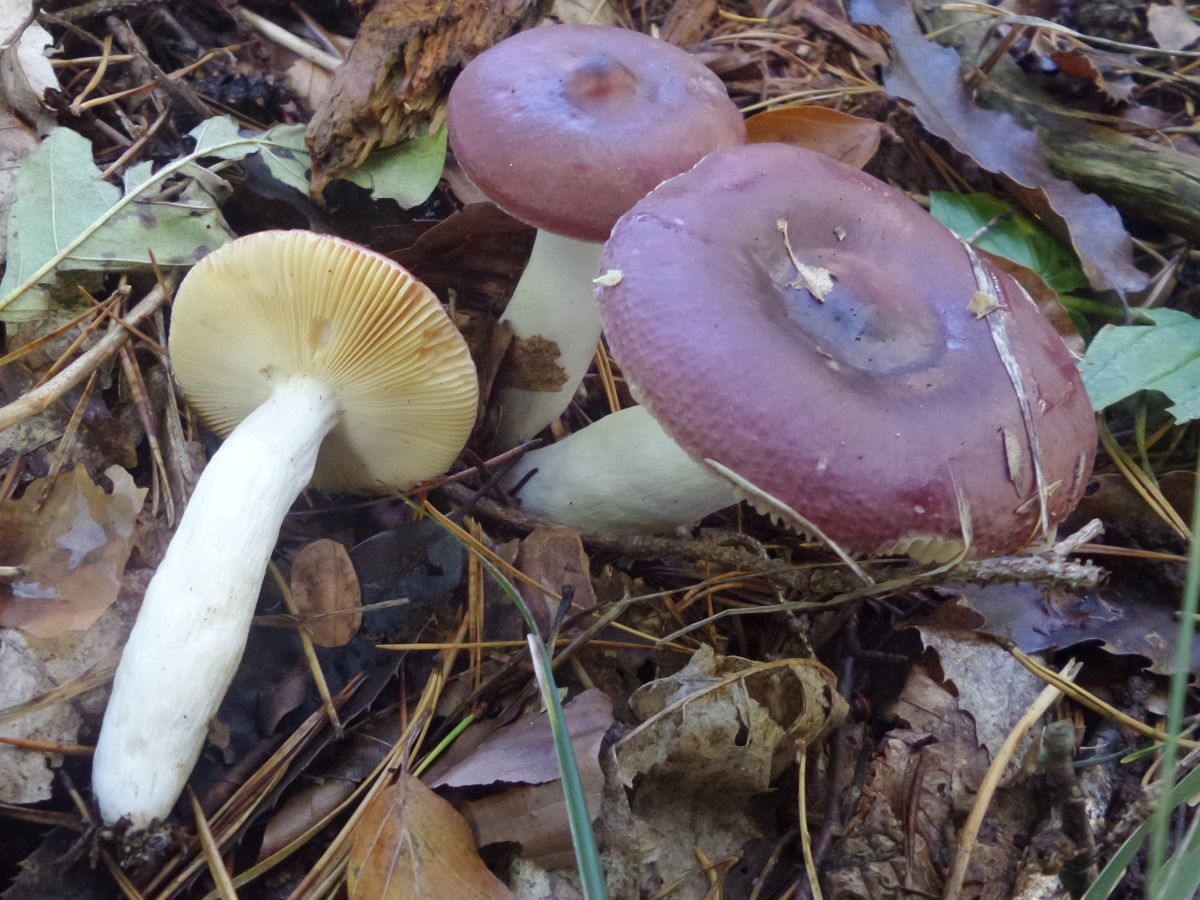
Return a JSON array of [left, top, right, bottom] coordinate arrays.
[[1148, 446, 1200, 895]]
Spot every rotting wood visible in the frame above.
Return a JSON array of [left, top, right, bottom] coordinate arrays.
[[305, 0, 554, 193]]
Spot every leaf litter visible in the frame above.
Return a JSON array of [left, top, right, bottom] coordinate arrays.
[[1, 1, 1200, 898]]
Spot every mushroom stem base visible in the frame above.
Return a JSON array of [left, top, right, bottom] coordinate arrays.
[[503, 405, 739, 532], [496, 231, 603, 447], [92, 376, 338, 827]]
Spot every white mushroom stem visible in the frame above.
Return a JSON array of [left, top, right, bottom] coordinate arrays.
[[92, 376, 338, 827], [502, 405, 739, 532], [495, 230, 604, 447]]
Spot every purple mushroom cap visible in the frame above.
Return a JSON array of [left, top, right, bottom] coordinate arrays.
[[597, 143, 1097, 558], [447, 25, 747, 242]]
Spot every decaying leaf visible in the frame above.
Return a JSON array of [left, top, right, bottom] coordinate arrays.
[[348, 773, 514, 899], [745, 106, 883, 169], [616, 645, 846, 791], [977, 248, 1085, 356], [1081, 308, 1200, 421], [305, 0, 552, 192], [911, 610, 1045, 757], [850, 0, 1146, 293], [1146, 2, 1200, 52], [825, 665, 1036, 897], [431, 689, 613, 869], [500, 334, 570, 393], [0, 632, 83, 804], [290, 539, 362, 648], [0, 466, 146, 638], [514, 528, 595, 633], [0, 1, 58, 123]]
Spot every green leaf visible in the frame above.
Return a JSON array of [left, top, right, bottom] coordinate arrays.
[[1080, 308, 1200, 422], [188, 115, 252, 159], [0, 127, 237, 321], [929, 192, 1089, 294], [344, 126, 447, 208], [255, 123, 312, 195]]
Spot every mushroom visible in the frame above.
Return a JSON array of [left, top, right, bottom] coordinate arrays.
[[447, 24, 745, 446], [92, 231, 478, 826], [504, 144, 1097, 561]]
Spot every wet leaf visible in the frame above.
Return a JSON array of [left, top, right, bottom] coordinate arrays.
[[850, 0, 1146, 293], [348, 773, 514, 899], [616, 645, 846, 791], [745, 106, 883, 169], [290, 539, 362, 648], [1080, 308, 1200, 421], [930, 191, 1088, 294], [0, 466, 146, 637]]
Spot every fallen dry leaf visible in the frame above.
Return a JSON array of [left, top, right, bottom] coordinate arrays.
[[290, 538, 362, 647], [745, 106, 883, 169], [850, 0, 1147, 293], [911, 612, 1045, 757], [0, 1, 57, 124], [515, 528, 595, 633], [825, 665, 1036, 897], [616, 645, 846, 791], [348, 773, 514, 899], [0, 466, 146, 637], [305, 0, 552, 192], [1147, 2, 1200, 52], [0, 632, 83, 804], [434, 689, 613, 870]]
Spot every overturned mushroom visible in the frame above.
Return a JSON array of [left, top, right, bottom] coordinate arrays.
[[505, 144, 1097, 561], [447, 24, 745, 445], [92, 231, 478, 826]]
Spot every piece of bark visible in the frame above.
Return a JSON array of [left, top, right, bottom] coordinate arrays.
[[305, 0, 553, 193]]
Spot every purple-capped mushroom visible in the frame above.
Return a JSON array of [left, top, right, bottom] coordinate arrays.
[[505, 144, 1097, 561], [448, 24, 745, 445]]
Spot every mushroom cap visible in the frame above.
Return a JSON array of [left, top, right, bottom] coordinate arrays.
[[169, 231, 478, 493], [447, 24, 746, 242], [598, 144, 1097, 559]]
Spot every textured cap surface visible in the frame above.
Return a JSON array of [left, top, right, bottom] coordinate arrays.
[[170, 231, 478, 492], [447, 24, 746, 242], [598, 144, 1096, 558]]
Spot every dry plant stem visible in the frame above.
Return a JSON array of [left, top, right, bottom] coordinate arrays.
[[442, 483, 1106, 594], [797, 746, 825, 900], [942, 658, 1082, 899], [1039, 720, 1095, 896], [237, 6, 342, 71], [0, 284, 169, 432]]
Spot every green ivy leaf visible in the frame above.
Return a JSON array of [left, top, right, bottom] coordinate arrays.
[[930, 192, 1089, 294], [1080, 308, 1200, 421]]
